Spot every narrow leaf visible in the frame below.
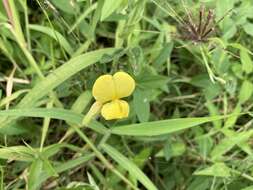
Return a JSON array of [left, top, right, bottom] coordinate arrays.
[[101, 144, 158, 190]]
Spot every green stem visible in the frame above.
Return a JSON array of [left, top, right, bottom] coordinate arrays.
[[24, 0, 31, 51], [199, 45, 215, 83], [73, 126, 138, 190], [59, 101, 102, 143]]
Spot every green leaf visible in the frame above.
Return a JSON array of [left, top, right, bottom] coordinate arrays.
[[0, 89, 29, 108], [111, 115, 236, 136], [224, 103, 242, 128], [136, 67, 169, 89], [243, 23, 253, 37], [87, 172, 100, 190], [71, 91, 92, 114], [0, 108, 83, 124], [242, 186, 253, 190], [28, 159, 43, 190], [211, 130, 253, 160], [239, 80, 253, 103], [101, 144, 158, 190], [68, 3, 97, 33], [133, 89, 150, 122], [38, 154, 95, 185], [205, 99, 222, 128], [240, 48, 253, 74], [0, 108, 109, 134], [0, 146, 34, 161], [51, 0, 76, 14], [194, 163, 231, 177], [153, 42, 173, 70], [17, 48, 116, 109], [29, 24, 73, 55], [163, 140, 186, 160], [101, 0, 124, 21]]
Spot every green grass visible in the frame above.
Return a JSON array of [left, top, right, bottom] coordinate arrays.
[[0, 0, 253, 189]]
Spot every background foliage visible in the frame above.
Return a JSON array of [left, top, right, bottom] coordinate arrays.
[[0, 0, 253, 189]]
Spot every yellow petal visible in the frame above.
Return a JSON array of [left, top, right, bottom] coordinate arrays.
[[113, 72, 135, 99], [92, 75, 116, 103], [92, 72, 135, 102], [101, 100, 129, 120]]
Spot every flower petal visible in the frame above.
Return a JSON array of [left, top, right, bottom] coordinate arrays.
[[92, 75, 116, 103], [101, 100, 129, 120], [113, 72, 135, 99]]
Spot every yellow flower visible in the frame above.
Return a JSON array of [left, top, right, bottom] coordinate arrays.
[[92, 71, 135, 120]]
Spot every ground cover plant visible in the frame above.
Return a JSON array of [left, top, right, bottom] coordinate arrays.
[[0, 0, 253, 189]]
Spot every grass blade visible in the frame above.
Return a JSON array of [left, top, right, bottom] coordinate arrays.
[[101, 144, 158, 190], [111, 115, 238, 136], [17, 48, 116, 109], [29, 24, 74, 55]]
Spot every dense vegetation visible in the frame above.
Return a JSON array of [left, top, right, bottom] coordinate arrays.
[[0, 0, 253, 189]]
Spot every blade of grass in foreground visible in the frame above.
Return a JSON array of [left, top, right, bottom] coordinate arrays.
[[17, 48, 116, 108], [0, 108, 108, 134], [101, 144, 158, 190], [110, 115, 238, 136], [0, 108, 242, 136]]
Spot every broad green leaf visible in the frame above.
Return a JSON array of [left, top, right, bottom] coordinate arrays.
[[194, 163, 231, 177], [239, 80, 253, 103], [240, 48, 253, 74], [111, 115, 235, 136], [101, 144, 158, 190], [29, 24, 73, 55], [101, 0, 124, 21], [133, 89, 150, 122]]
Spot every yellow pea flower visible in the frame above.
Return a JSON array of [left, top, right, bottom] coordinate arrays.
[[92, 71, 135, 120], [62, 72, 135, 142]]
